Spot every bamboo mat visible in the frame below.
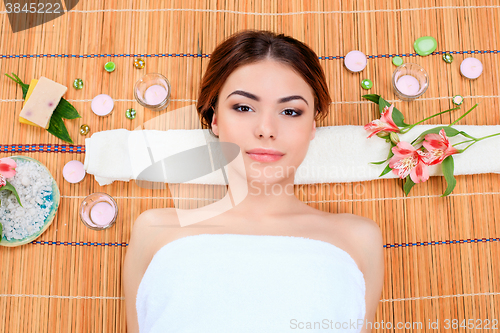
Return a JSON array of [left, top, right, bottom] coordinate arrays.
[[1, 0, 500, 332]]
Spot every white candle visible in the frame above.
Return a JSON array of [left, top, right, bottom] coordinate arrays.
[[396, 75, 420, 96], [144, 84, 168, 105], [62, 160, 86, 183], [460, 57, 483, 79], [91, 94, 114, 116], [344, 50, 367, 72], [90, 202, 115, 226]]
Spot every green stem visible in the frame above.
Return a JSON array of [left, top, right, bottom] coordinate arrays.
[[457, 132, 500, 152], [452, 140, 474, 146], [476, 132, 500, 142], [450, 103, 478, 126], [460, 142, 476, 153], [412, 107, 461, 126], [400, 106, 461, 134]]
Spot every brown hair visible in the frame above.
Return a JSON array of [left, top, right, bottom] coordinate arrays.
[[197, 29, 331, 137]]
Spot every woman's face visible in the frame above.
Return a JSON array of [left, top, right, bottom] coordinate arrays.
[[212, 58, 317, 184]]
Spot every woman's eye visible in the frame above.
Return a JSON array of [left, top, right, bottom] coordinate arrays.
[[281, 109, 301, 117], [233, 105, 253, 112]]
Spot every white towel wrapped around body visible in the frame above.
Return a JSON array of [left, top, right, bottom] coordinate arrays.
[[83, 125, 500, 186], [135, 234, 366, 333]]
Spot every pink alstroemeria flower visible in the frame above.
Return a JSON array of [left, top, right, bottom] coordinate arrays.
[[389, 141, 429, 183], [0, 174, 5, 188], [0, 157, 17, 178], [421, 128, 460, 165], [364, 104, 400, 138]]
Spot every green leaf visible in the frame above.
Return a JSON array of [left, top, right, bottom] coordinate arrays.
[[378, 96, 391, 114], [456, 131, 477, 140], [5, 73, 29, 98], [403, 176, 416, 196], [361, 94, 381, 104], [379, 163, 393, 177], [47, 113, 73, 144], [370, 160, 389, 165], [54, 98, 81, 120], [1, 180, 23, 207], [410, 126, 460, 145], [391, 108, 409, 127], [441, 155, 457, 197]]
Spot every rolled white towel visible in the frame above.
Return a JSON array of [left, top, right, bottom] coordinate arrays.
[[83, 125, 500, 186]]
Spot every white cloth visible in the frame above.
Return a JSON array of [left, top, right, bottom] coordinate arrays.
[[136, 234, 366, 333], [83, 125, 500, 186]]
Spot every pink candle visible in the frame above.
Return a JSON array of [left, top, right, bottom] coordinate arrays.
[[460, 57, 483, 79], [90, 202, 115, 226], [144, 84, 168, 105], [344, 50, 367, 73], [62, 160, 86, 183], [396, 75, 420, 96], [91, 94, 114, 116]]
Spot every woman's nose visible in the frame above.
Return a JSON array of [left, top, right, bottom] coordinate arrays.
[[255, 111, 276, 138]]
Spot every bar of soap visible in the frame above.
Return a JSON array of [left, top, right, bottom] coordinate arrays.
[[19, 79, 40, 127], [19, 76, 67, 129]]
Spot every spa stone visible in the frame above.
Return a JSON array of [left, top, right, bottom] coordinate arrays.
[[392, 56, 403, 66], [413, 36, 437, 56]]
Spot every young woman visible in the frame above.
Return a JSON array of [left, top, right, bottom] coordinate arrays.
[[124, 29, 384, 333]]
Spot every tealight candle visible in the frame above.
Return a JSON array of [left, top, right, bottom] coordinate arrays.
[[79, 192, 118, 230], [91, 94, 114, 116], [396, 75, 420, 96], [90, 202, 115, 226], [460, 57, 483, 79], [392, 63, 429, 101], [344, 50, 367, 73], [134, 73, 171, 111], [144, 84, 169, 105], [62, 160, 86, 183]]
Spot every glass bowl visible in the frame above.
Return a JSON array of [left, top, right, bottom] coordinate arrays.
[[392, 63, 429, 101], [134, 73, 171, 111], [79, 192, 118, 231]]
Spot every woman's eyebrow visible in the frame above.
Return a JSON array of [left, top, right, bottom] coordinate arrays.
[[226, 90, 309, 105], [278, 95, 309, 106]]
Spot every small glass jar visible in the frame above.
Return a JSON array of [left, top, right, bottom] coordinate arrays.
[[392, 63, 429, 101], [79, 192, 118, 230], [134, 73, 171, 111]]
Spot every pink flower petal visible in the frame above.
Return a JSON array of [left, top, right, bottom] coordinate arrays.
[[0, 157, 17, 178], [410, 160, 429, 183], [391, 141, 416, 158]]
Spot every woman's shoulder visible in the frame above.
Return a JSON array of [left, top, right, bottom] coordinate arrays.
[[129, 208, 183, 263], [320, 212, 383, 271], [332, 213, 381, 240], [135, 207, 180, 227]]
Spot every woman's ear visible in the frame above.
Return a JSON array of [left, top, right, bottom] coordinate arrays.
[[211, 106, 219, 137], [310, 110, 318, 141], [310, 119, 316, 141]]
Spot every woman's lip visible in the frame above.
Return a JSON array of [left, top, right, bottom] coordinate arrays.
[[246, 153, 284, 162]]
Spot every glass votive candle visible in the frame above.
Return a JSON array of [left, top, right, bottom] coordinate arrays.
[[134, 73, 171, 111], [79, 192, 118, 230], [392, 63, 429, 101]]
